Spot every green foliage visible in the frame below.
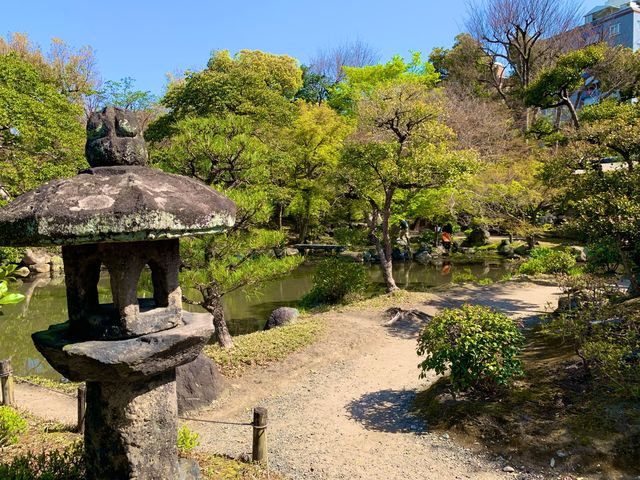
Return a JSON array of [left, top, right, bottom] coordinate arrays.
[[0, 441, 85, 479], [0, 265, 25, 311], [579, 99, 640, 166], [452, 268, 476, 284], [417, 304, 525, 393], [0, 52, 86, 197], [96, 76, 156, 111], [586, 238, 621, 274], [301, 258, 367, 307], [177, 425, 200, 453], [518, 247, 576, 275], [333, 227, 369, 247], [279, 101, 354, 241], [524, 45, 604, 111], [331, 52, 440, 113], [0, 247, 23, 265], [0, 406, 27, 446], [149, 49, 302, 140], [543, 275, 639, 398]]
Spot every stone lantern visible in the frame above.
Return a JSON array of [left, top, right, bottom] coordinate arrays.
[[0, 107, 236, 479]]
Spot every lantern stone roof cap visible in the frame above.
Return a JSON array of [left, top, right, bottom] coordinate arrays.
[[0, 166, 236, 247]]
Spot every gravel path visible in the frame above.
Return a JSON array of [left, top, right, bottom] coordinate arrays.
[[187, 282, 562, 480]]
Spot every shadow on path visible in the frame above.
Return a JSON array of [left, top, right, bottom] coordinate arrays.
[[346, 389, 426, 434]]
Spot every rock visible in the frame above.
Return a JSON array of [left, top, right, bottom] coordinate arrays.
[[86, 106, 149, 167], [550, 457, 556, 468], [339, 251, 364, 263], [284, 247, 300, 256], [29, 263, 50, 274], [463, 227, 490, 247], [414, 250, 433, 265], [23, 248, 51, 266], [433, 245, 447, 256], [392, 247, 409, 261], [569, 245, 587, 262], [176, 354, 226, 414], [49, 255, 64, 273], [502, 466, 515, 473], [264, 307, 299, 330], [514, 244, 530, 256], [14, 266, 30, 277], [497, 239, 515, 257], [178, 457, 202, 480]]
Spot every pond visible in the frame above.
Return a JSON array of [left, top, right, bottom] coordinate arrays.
[[0, 258, 513, 379]]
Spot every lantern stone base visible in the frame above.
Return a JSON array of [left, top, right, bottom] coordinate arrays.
[[85, 373, 180, 479], [32, 312, 213, 479]]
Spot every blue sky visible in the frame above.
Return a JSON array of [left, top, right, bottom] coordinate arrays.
[[3, 0, 604, 96]]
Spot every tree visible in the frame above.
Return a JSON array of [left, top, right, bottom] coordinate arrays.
[[466, 0, 582, 127], [149, 50, 306, 347], [180, 201, 303, 348], [280, 102, 354, 242], [0, 52, 86, 198], [308, 39, 380, 85], [148, 49, 302, 141], [525, 44, 604, 129], [340, 60, 477, 291], [580, 99, 640, 172], [0, 33, 99, 106], [429, 33, 494, 98], [468, 156, 551, 241]]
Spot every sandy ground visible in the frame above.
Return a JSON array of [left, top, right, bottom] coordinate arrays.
[[14, 282, 562, 480]]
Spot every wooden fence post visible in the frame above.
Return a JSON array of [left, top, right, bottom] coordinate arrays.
[[77, 384, 86, 434], [0, 359, 14, 406], [252, 407, 267, 462]]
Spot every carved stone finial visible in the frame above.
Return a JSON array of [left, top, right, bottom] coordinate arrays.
[[85, 106, 148, 167]]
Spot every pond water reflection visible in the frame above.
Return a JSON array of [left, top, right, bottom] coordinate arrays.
[[0, 259, 513, 379]]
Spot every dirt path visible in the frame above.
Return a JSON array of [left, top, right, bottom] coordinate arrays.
[[188, 282, 561, 480], [13, 282, 562, 479]]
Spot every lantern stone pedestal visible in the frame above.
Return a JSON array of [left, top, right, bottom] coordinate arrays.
[[0, 106, 236, 480]]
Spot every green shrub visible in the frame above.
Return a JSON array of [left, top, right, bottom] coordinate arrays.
[[0, 406, 27, 446], [518, 247, 576, 275], [586, 238, 621, 273], [300, 258, 367, 307], [544, 275, 639, 398], [0, 247, 23, 265], [333, 227, 369, 247], [417, 304, 525, 393], [0, 441, 85, 479], [177, 425, 200, 453], [451, 268, 476, 284]]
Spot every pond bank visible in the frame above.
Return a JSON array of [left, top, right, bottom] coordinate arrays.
[[0, 258, 514, 379]]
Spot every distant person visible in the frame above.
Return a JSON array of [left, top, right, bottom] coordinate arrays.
[[398, 219, 412, 259], [442, 223, 453, 251]]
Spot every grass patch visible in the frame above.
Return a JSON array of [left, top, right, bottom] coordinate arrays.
[[17, 376, 80, 395], [205, 319, 325, 377], [412, 330, 640, 478], [190, 453, 284, 480]]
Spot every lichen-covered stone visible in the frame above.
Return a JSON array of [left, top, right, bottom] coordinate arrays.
[[0, 166, 236, 246], [84, 372, 179, 479], [32, 312, 214, 382], [86, 106, 149, 167]]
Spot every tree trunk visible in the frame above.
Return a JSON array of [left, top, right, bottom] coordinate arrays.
[[620, 249, 640, 296], [202, 286, 233, 349], [380, 189, 399, 293], [563, 96, 580, 130]]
